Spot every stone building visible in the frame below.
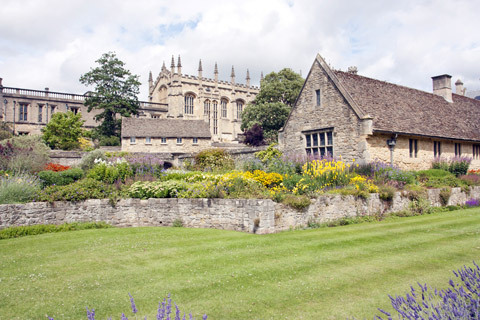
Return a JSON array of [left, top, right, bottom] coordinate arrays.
[[148, 56, 259, 142], [0, 78, 167, 135], [279, 54, 480, 170], [121, 117, 211, 153]]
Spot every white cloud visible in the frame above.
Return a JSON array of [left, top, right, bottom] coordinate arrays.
[[1, 0, 479, 99]]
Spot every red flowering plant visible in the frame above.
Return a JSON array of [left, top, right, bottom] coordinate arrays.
[[44, 163, 71, 172]]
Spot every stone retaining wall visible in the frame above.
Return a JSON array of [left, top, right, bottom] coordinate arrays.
[[1, 186, 479, 234]]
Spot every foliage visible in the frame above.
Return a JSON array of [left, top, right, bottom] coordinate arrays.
[[172, 219, 184, 228], [0, 222, 112, 240], [468, 169, 480, 175], [79, 52, 141, 138], [378, 184, 397, 201], [129, 180, 189, 199], [38, 168, 84, 188], [460, 174, 480, 186], [80, 150, 107, 171], [44, 163, 71, 172], [0, 135, 50, 173], [280, 194, 311, 210], [359, 160, 416, 187], [432, 156, 472, 177], [0, 171, 41, 204], [255, 143, 282, 165], [241, 102, 291, 142], [194, 149, 234, 172], [34, 178, 119, 203], [255, 68, 304, 107], [244, 170, 283, 188], [0, 122, 13, 140], [216, 171, 268, 198], [439, 187, 451, 206], [374, 262, 480, 320], [241, 159, 266, 172], [98, 135, 121, 146], [404, 184, 428, 201], [87, 158, 133, 184], [42, 111, 85, 150], [78, 137, 94, 151], [241, 68, 303, 141], [244, 123, 264, 146]]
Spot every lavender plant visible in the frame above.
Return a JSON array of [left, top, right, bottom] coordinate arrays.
[[465, 198, 480, 207], [48, 294, 207, 320], [373, 262, 480, 319]]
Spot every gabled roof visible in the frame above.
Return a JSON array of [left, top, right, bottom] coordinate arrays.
[[334, 70, 480, 141], [122, 118, 211, 138]]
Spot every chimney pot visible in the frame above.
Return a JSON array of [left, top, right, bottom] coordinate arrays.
[[45, 87, 49, 91], [455, 79, 465, 96], [432, 74, 452, 102]]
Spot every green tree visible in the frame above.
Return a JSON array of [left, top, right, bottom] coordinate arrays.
[[242, 68, 303, 142], [79, 52, 141, 138], [42, 111, 85, 150]]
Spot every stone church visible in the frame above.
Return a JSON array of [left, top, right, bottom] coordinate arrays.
[[147, 56, 259, 142]]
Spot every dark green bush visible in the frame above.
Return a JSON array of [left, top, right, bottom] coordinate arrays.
[[0, 222, 112, 240], [194, 149, 234, 172], [38, 168, 84, 187], [99, 135, 121, 146], [282, 173, 303, 191], [34, 178, 119, 202]]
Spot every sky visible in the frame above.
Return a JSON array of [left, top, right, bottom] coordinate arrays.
[[1, 0, 479, 100]]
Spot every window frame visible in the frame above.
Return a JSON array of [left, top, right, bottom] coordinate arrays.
[[315, 89, 321, 106], [455, 143, 462, 156], [434, 141, 441, 158], [236, 100, 243, 120], [303, 129, 334, 157], [38, 104, 43, 123], [19, 103, 28, 122], [130, 137, 136, 144], [161, 137, 167, 144], [409, 139, 418, 158], [473, 144, 480, 160], [184, 94, 195, 115], [176, 137, 183, 144], [145, 137, 152, 144], [221, 99, 228, 118], [193, 137, 198, 144]]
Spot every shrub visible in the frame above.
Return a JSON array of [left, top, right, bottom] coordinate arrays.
[[38, 168, 84, 188], [378, 184, 397, 201], [255, 143, 282, 165], [129, 180, 189, 199], [281, 194, 311, 210], [98, 135, 121, 146], [42, 111, 84, 150], [0, 172, 41, 204], [80, 150, 107, 171], [244, 170, 283, 188], [373, 262, 480, 320], [172, 219, 184, 227], [281, 173, 303, 191], [439, 187, 451, 206], [0, 222, 112, 240], [194, 149, 234, 172], [217, 171, 268, 198], [34, 178, 119, 203], [432, 156, 472, 176], [0, 136, 50, 173], [241, 159, 266, 172], [244, 123, 264, 146], [87, 158, 133, 184], [293, 159, 350, 194], [0, 123, 13, 140], [460, 174, 480, 186]]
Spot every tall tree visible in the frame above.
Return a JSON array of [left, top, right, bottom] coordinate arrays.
[[80, 52, 141, 138], [241, 68, 303, 142]]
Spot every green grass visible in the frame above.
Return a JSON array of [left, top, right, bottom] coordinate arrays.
[[1, 208, 480, 319]]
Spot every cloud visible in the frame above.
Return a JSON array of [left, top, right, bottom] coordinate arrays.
[[1, 0, 479, 100]]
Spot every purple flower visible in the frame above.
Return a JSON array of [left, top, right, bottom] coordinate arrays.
[[465, 198, 480, 207], [128, 293, 138, 314]]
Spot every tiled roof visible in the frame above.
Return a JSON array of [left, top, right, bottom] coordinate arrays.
[[121, 117, 211, 138], [333, 70, 480, 142]]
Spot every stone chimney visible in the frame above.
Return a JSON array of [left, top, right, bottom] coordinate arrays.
[[455, 79, 465, 96], [432, 74, 452, 102]]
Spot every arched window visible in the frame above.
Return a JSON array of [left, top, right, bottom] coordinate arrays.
[[221, 99, 228, 118], [204, 100, 211, 124], [236, 100, 244, 119], [213, 100, 218, 135], [184, 94, 195, 115]]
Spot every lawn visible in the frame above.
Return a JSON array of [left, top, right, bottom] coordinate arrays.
[[1, 208, 480, 319]]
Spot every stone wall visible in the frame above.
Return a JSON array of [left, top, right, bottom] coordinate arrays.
[[2, 186, 479, 234]]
